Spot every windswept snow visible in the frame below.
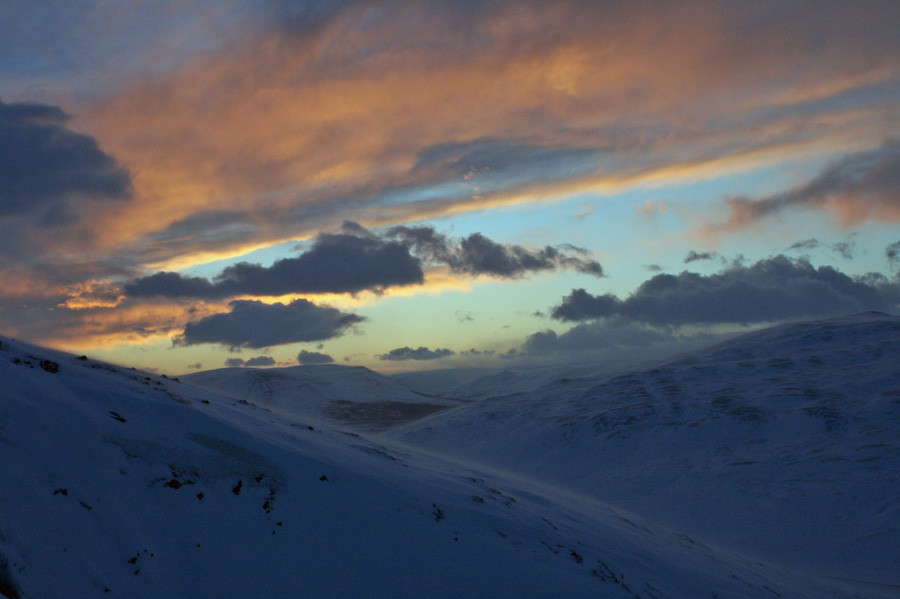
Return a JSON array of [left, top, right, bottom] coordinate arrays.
[[0, 313, 897, 597]]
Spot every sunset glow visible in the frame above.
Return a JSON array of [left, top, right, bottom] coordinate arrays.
[[1, 1, 898, 373]]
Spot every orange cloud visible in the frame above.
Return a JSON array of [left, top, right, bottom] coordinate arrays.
[[704, 141, 900, 235], [23, 300, 224, 350], [70, 1, 898, 271]]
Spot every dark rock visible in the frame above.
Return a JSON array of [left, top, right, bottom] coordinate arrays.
[[108, 411, 127, 423]]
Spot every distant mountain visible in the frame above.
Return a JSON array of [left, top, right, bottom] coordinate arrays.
[[0, 335, 853, 598], [393, 312, 900, 588], [182, 363, 460, 430]]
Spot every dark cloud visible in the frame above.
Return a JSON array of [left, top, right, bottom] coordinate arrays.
[[788, 238, 820, 252], [297, 350, 334, 364], [0, 99, 131, 220], [187, 363, 203, 370], [787, 237, 857, 259], [454, 233, 603, 278], [831, 241, 856, 260], [387, 225, 603, 279], [719, 142, 900, 229], [245, 356, 276, 367], [127, 222, 602, 299], [176, 298, 365, 349], [216, 232, 423, 294], [126, 229, 424, 298], [224, 358, 246, 367], [125, 271, 220, 298], [683, 250, 721, 264], [550, 289, 620, 322], [551, 256, 900, 325], [887, 241, 900, 269], [460, 348, 495, 357], [524, 321, 675, 354], [377, 346, 455, 361]]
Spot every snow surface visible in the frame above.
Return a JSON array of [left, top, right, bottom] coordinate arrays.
[[0, 314, 897, 597], [182, 364, 460, 431], [392, 364, 617, 402], [393, 312, 900, 592]]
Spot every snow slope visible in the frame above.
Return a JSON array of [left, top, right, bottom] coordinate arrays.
[[0, 335, 866, 598], [393, 313, 900, 591], [392, 363, 615, 401], [182, 364, 460, 431]]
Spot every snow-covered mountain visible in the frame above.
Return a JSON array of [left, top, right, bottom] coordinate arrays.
[[393, 312, 900, 590], [390, 367, 495, 398], [392, 363, 637, 401], [1, 313, 897, 597], [182, 364, 460, 431]]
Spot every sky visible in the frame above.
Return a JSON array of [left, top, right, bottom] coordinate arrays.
[[1, 0, 899, 375]]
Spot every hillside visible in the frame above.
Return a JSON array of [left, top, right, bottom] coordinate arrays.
[[0, 335, 859, 598], [182, 364, 459, 430], [393, 312, 900, 590]]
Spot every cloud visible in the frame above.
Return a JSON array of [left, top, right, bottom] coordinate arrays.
[[297, 350, 334, 365], [80, 1, 900, 271], [887, 241, 900, 270], [683, 250, 722, 264], [786, 237, 857, 260], [246, 356, 276, 367], [126, 228, 424, 298], [270, 0, 373, 35], [0, 295, 210, 349], [377, 346, 455, 361], [787, 238, 820, 252], [715, 142, 900, 231], [411, 137, 603, 191], [126, 222, 602, 299], [460, 348, 495, 357], [636, 201, 666, 217], [831, 241, 856, 260], [454, 233, 603, 278], [224, 355, 277, 367], [125, 272, 221, 299], [0, 99, 131, 221], [387, 225, 603, 279], [551, 255, 900, 325], [4, 2, 900, 352], [550, 289, 621, 322], [176, 298, 365, 348], [0, 99, 132, 270], [524, 321, 676, 354]]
